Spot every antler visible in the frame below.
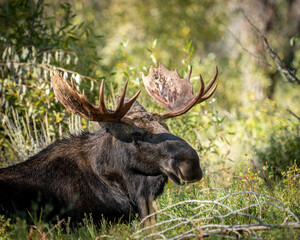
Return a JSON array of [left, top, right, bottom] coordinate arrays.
[[50, 71, 140, 122], [142, 63, 218, 119]]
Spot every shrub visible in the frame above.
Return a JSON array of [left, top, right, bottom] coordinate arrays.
[[255, 126, 300, 176]]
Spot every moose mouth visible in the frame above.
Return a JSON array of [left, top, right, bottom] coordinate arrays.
[[165, 171, 182, 185], [164, 168, 202, 186]]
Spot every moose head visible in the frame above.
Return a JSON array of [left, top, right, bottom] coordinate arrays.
[[51, 63, 218, 185], [0, 63, 218, 224]]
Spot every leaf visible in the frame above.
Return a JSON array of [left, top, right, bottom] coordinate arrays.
[[31, 46, 37, 58], [75, 74, 81, 85], [22, 47, 29, 60], [189, 47, 194, 57], [6, 59, 11, 70], [186, 40, 192, 50], [66, 54, 71, 65], [290, 33, 300, 46], [150, 54, 157, 65], [2, 47, 7, 60], [152, 39, 157, 48]]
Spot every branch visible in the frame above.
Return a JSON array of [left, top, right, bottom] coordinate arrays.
[[242, 11, 300, 85], [287, 109, 300, 121], [132, 190, 300, 239], [227, 29, 276, 70], [0, 62, 99, 83], [38, 64, 99, 83]]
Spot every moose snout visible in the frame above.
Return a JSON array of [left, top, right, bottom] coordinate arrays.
[[177, 160, 203, 183], [159, 138, 203, 185]]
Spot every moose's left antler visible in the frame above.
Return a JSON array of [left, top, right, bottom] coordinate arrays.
[[142, 63, 218, 119]]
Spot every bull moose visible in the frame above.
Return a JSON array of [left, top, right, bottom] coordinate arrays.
[[0, 63, 218, 224]]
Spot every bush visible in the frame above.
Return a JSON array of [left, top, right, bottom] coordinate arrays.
[[0, 0, 103, 164], [255, 126, 300, 176]]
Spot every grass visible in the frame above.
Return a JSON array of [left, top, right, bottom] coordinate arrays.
[[1, 88, 299, 239], [0, 177, 299, 239]]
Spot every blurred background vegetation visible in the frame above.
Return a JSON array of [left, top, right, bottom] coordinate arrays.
[[0, 0, 299, 184]]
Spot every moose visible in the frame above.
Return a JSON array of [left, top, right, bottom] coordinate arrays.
[[0, 63, 218, 224]]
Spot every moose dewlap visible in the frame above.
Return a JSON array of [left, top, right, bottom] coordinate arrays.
[[0, 63, 218, 223]]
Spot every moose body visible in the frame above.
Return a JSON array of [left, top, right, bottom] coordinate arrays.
[[0, 64, 218, 223], [0, 126, 169, 222]]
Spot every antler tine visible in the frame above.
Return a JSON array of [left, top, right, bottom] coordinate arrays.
[[116, 80, 129, 111], [98, 80, 109, 114], [203, 66, 218, 94], [196, 66, 218, 104], [199, 74, 205, 97], [128, 90, 141, 105], [197, 82, 218, 103], [116, 89, 141, 116], [115, 80, 141, 116], [51, 71, 140, 122], [184, 66, 193, 81], [70, 77, 76, 90]]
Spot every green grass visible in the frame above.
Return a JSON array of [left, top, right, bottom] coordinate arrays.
[[1, 79, 299, 240], [1, 120, 300, 240], [0, 176, 299, 239]]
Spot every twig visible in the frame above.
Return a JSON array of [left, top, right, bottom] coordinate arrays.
[[242, 11, 300, 85], [133, 190, 300, 239], [0, 62, 99, 83], [41, 65, 99, 83], [227, 29, 275, 70], [287, 109, 300, 121]]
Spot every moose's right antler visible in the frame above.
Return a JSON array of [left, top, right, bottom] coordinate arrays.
[[142, 63, 218, 119], [51, 71, 140, 122]]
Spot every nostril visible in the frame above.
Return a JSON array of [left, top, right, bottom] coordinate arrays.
[[177, 161, 202, 182], [177, 167, 184, 180]]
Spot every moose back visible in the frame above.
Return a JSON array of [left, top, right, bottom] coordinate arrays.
[[0, 63, 218, 223]]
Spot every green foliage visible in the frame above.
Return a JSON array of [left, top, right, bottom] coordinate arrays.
[[0, 0, 102, 72], [0, 216, 11, 239], [0, 0, 103, 163], [282, 161, 300, 195], [0, 0, 103, 116], [233, 161, 300, 220], [256, 128, 300, 175]]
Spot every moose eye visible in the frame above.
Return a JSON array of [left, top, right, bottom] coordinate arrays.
[[131, 132, 143, 140]]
